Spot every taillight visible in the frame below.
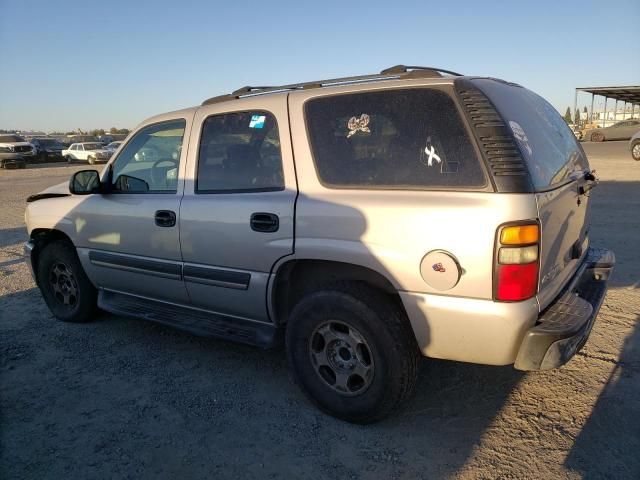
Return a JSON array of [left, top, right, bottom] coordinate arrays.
[[494, 223, 540, 302]]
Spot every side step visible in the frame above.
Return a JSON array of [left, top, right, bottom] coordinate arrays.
[[98, 290, 282, 349]]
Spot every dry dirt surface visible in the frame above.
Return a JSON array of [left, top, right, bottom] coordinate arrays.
[[1, 144, 638, 479]]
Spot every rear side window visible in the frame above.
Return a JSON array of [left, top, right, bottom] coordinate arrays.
[[305, 89, 486, 189], [473, 79, 589, 190], [196, 111, 284, 193]]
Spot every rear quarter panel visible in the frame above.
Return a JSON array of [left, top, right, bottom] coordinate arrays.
[[288, 81, 540, 299]]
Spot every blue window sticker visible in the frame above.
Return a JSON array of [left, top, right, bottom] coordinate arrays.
[[249, 115, 266, 129]]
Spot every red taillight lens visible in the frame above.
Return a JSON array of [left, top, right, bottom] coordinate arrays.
[[494, 222, 540, 302], [496, 262, 538, 301]]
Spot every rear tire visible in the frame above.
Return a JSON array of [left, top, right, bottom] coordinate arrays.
[[36, 240, 98, 323], [88, 156, 95, 165], [286, 282, 419, 424]]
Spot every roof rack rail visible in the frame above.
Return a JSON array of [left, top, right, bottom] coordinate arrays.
[[201, 66, 464, 105], [380, 65, 464, 77]]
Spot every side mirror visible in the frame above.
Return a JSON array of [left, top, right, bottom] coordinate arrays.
[[69, 170, 101, 195], [114, 174, 149, 192]]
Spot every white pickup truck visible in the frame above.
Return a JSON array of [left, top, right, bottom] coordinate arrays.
[[62, 142, 112, 164]]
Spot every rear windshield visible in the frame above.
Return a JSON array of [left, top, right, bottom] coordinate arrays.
[[473, 79, 589, 190], [305, 88, 486, 189]]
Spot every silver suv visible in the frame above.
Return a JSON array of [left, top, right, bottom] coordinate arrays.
[[24, 66, 615, 423]]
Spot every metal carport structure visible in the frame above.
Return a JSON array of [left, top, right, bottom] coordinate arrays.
[[574, 85, 640, 128]]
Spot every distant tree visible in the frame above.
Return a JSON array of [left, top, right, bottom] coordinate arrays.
[[583, 106, 588, 113], [65, 131, 76, 135], [108, 127, 129, 135], [574, 109, 581, 125], [563, 107, 572, 124], [90, 129, 105, 136]]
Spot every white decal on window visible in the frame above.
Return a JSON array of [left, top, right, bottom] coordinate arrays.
[[423, 137, 441, 166], [509, 121, 533, 156], [347, 114, 371, 138]]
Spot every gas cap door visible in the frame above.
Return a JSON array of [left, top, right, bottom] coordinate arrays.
[[420, 250, 462, 291]]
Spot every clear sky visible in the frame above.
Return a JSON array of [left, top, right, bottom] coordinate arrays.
[[1, 0, 638, 132]]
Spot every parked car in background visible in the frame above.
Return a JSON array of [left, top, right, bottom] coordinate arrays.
[[66, 135, 99, 144], [62, 142, 113, 164], [569, 125, 583, 141], [630, 131, 640, 161], [30, 138, 66, 162], [583, 119, 640, 142], [104, 141, 123, 152], [0, 134, 36, 167]]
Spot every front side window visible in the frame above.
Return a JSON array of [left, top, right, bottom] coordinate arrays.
[[305, 88, 485, 189], [111, 119, 186, 193], [196, 111, 284, 193]]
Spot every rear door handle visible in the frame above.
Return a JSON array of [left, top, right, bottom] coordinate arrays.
[[155, 210, 176, 227], [250, 212, 279, 232]]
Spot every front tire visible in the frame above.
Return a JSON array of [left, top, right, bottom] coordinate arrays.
[[632, 141, 640, 161], [591, 132, 605, 142], [36, 240, 98, 323], [87, 156, 95, 165], [66, 155, 73, 163], [286, 282, 419, 424]]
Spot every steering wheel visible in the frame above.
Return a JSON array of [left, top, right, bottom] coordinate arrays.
[[150, 158, 179, 188]]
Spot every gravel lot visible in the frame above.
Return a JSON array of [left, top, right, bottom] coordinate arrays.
[[1, 143, 638, 479]]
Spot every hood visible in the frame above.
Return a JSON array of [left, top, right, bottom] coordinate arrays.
[[26, 181, 71, 203], [0, 141, 33, 148], [41, 181, 70, 194]]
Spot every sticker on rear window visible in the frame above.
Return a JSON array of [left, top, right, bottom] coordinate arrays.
[[509, 120, 532, 156], [421, 136, 459, 173], [422, 137, 442, 166], [249, 115, 266, 129], [346, 114, 371, 138]]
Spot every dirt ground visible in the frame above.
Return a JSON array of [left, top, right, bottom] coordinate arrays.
[[1, 144, 638, 479]]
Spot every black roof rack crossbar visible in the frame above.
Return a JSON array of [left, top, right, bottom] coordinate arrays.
[[231, 86, 277, 96], [380, 65, 464, 77], [202, 66, 464, 105], [203, 73, 400, 105]]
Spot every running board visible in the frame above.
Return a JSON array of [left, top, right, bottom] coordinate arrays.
[[98, 290, 282, 349]]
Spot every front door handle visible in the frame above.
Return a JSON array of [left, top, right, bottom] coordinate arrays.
[[250, 212, 279, 232], [155, 210, 176, 227]]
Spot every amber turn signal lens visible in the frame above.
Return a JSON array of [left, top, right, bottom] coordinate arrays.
[[500, 224, 539, 245]]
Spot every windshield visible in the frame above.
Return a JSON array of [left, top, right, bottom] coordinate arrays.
[[38, 139, 64, 147], [84, 143, 103, 151], [0, 135, 26, 142]]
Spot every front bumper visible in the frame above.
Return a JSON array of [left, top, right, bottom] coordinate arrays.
[[0, 156, 26, 168], [514, 247, 615, 371]]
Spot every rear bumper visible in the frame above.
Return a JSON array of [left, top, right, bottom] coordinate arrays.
[[514, 247, 615, 371]]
